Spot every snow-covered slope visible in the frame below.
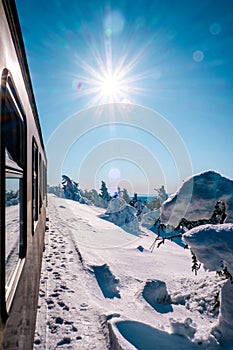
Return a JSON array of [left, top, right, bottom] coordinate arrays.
[[160, 171, 233, 227], [34, 195, 231, 350]]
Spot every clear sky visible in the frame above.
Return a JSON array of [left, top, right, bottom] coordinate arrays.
[[15, 0, 233, 195]]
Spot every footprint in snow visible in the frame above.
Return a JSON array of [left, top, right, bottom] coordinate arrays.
[[34, 338, 41, 345], [60, 284, 68, 290], [57, 337, 71, 346], [50, 292, 59, 298], [55, 317, 63, 325], [64, 320, 73, 325]]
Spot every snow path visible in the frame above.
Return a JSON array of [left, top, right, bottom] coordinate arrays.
[[34, 195, 227, 349], [34, 202, 109, 349]]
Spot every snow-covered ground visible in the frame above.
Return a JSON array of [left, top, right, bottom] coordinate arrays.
[[34, 194, 231, 350]]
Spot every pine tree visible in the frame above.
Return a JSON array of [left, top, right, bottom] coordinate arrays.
[[99, 181, 111, 202], [62, 175, 80, 201]]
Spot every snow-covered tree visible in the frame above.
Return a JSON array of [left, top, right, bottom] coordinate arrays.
[[62, 175, 80, 201], [122, 188, 131, 204], [99, 181, 111, 202], [89, 189, 108, 208], [156, 185, 168, 205], [117, 186, 131, 204], [103, 197, 140, 234], [145, 186, 168, 211], [146, 197, 161, 211]]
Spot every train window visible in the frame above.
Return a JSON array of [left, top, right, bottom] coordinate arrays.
[[32, 140, 38, 223], [5, 170, 22, 288], [39, 153, 42, 211], [44, 162, 46, 200], [1, 71, 26, 312]]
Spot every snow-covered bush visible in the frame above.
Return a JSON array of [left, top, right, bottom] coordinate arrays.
[[103, 197, 140, 234], [160, 171, 233, 228], [184, 224, 233, 345]]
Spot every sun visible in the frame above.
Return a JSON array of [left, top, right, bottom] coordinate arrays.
[[99, 73, 124, 101], [72, 44, 147, 106], [102, 75, 120, 96], [72, 18, 149, 106]]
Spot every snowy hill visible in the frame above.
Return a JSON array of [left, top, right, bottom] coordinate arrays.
[[34, 194, 231, 350]]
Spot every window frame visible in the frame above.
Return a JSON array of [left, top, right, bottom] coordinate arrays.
[[0, 69, 27, 318], [32, 138, 39, 226]]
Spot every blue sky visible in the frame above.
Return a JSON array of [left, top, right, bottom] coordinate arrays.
[[16, 0, 233, 194]]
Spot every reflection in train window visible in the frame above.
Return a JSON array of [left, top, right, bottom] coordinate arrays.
[[32, 141, 38, 223], [5, 177, 21, 287]]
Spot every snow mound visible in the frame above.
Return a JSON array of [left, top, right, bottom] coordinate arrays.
[[141, 209, 160, 226], [183, 223, 233, 275], [106, 197, 128, 214], [103, 197, 140, 235], [160, 170, 233, 227], [183, 223, 233, 345]]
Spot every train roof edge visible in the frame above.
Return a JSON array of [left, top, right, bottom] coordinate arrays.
[[2, 0, 46, 156]]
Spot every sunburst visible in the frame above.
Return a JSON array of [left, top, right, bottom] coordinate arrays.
[[72, 25, 149, 106]]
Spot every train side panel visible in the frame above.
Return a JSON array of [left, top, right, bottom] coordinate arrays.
[[0, 1, 47, 349]]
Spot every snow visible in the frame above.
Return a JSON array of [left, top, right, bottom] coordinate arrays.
[[183, 224, 233, 275], [160, 171, 233, 227], [102, 197, 140, 235], [34, 194, 233, 349], [141, 209, 160, 226], [184, 224, 233, 346]]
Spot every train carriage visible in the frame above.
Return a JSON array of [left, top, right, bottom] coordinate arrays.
[[0, 1, 47, 348]]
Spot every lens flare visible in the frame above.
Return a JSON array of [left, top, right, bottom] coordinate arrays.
[[109, 168, 121, 181], [77, 82, 84, 90], [72, 18, 151, 106]]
